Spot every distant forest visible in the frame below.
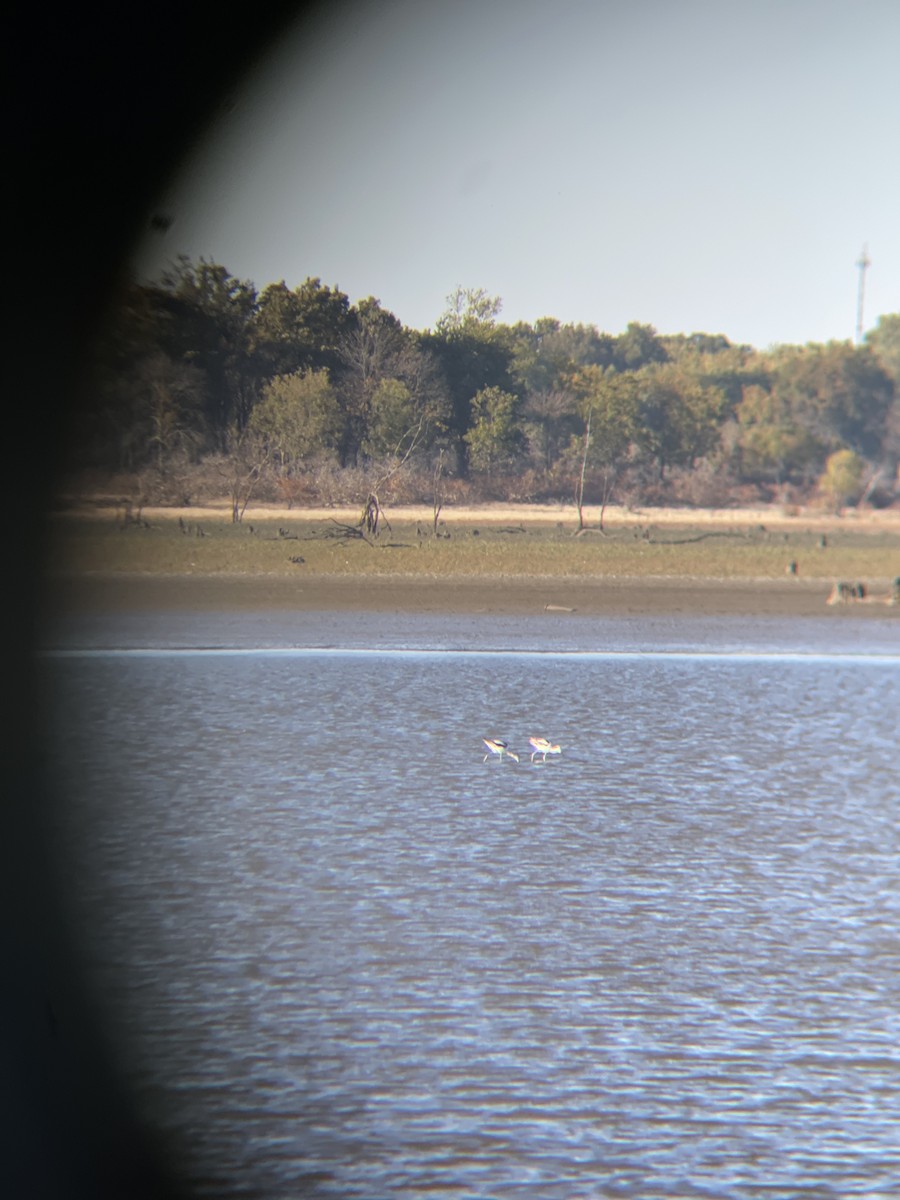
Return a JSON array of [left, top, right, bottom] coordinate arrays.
[[71, 257, 900, 518]]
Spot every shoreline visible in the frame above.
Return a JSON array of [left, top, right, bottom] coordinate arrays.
[[42, 502, 900, 621], [53, 500, 900, 532], [44, 571, 899, 620]]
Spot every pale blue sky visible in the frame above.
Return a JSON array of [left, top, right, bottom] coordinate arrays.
[[133, 0, 899, 350]]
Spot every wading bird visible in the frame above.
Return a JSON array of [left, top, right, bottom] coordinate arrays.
[[483, 738, 519, 763], [528, 737, 561, 762]]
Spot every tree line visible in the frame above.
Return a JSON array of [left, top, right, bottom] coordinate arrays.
[[77, 256, 900, 517]]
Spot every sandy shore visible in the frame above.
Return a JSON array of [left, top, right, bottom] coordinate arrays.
[[47, 572, 898, 620], [61, 500, 900, 533]]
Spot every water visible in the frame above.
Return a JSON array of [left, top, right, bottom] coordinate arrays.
[[40, 614, 900, 1198]]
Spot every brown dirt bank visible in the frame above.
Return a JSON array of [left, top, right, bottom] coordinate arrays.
[[46, 572, 899, 620]]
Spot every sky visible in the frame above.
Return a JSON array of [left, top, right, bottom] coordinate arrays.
[[132, 0, 899, 351]]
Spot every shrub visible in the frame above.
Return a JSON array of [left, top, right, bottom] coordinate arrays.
[[817, 449, 865, 512]]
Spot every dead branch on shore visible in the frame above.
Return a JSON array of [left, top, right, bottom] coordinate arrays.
[[648, 528, 765, 545], [321, 519, 372, 543]]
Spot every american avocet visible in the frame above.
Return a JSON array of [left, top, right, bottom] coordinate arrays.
[[528, 736, 561, 762], [482, 738, 519, 763]]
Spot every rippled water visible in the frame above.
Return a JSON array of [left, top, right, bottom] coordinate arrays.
[[42, 615, 900, 1198]]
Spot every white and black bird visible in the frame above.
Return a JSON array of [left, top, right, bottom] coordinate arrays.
[[528, 736, 561, 762], [483, 738, 519, 763]]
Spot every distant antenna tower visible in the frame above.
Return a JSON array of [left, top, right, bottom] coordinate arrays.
[[855, 244, 871, 343]]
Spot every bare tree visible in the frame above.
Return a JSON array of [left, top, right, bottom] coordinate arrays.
[[431, 448, 447, 536], [219, 427, 270, 523], [358, 417, 427, 540], [575, 406, 592, 531]]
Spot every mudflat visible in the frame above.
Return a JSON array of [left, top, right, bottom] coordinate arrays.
[[43, 502, 900, 620], [47, 573, 897, 620]]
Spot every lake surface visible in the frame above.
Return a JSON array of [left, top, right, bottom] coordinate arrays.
[[40, 612, 900, 1198]]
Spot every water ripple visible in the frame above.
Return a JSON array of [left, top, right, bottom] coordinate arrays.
[[43, 646, 900, 1199]]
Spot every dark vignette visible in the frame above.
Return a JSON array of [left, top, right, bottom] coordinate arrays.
[[4, 3, 316, 1195]]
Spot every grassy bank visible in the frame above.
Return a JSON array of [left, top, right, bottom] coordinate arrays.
[[47, 507, 900, 585]]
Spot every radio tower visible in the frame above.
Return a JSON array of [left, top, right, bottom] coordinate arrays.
[[855, 244, 870, 343]]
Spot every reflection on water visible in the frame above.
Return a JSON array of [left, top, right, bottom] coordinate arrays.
[[42, 619, 900, 1199]]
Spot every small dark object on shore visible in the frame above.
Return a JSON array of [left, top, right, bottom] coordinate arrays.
[[827, 581, 867, 605]]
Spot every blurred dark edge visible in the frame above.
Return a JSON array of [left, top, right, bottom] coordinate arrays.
[[3, 3, 317, 1195]]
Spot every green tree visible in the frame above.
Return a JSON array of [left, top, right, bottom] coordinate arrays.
[[435, 285, 503, 336], [363, 379, 419, 459], [336, 298, 449, 465], [82, 285, 211, 469], [865, 313, 900, 388], [510, 319, 614, 393], [248, 369, 341, 469], [509, 319, 614, 472], [465, 387, 523, 477], [768, 341, 894, 462], [865, 314, 900, 470], [521, 387, 581, 473], [819, 448, 865, 511], [661, 337, 764, 412], [567, 367, 639, 526], [632, 362, 727, 478], [661, 332, 735, 359], [424, 287, 515, 475], [569, 366, 638, 466], [613, 322, 669, 372], [735, 384, 820, 483], [336, 298, 405, 463], [89, 350, 207, 472], [156, 256, 259, 441], [252, 277, 354, 381], [139, 352, 207, 472]]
